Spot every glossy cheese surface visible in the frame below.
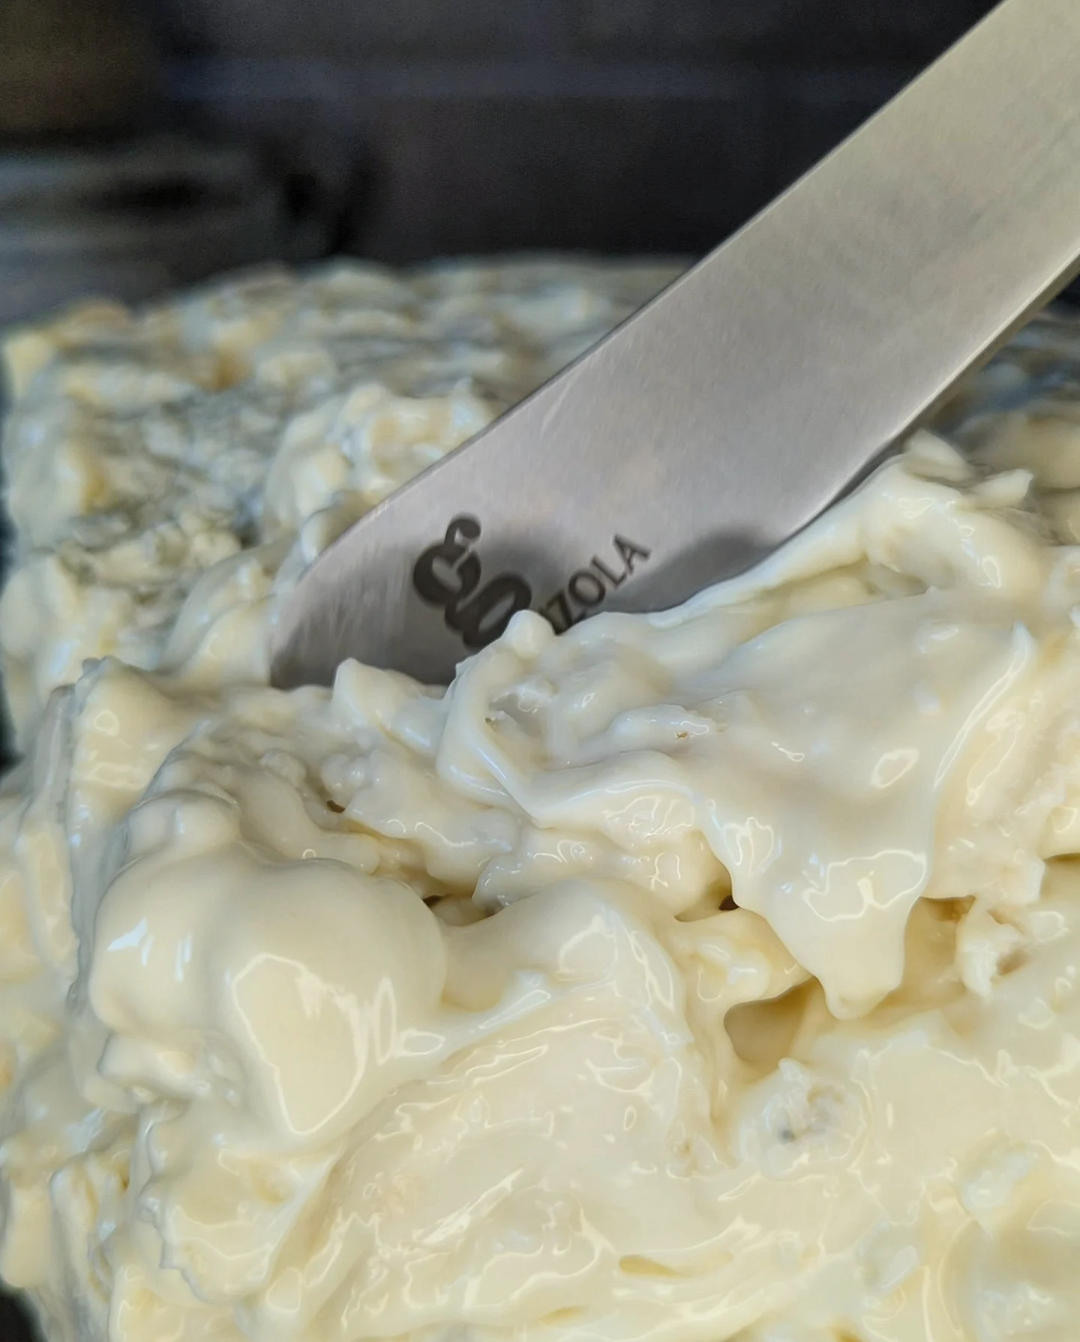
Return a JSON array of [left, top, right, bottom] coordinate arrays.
[[4, 266, 1080, 1342]]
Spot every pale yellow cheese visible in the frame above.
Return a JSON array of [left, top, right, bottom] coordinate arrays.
[[3, 265, 1080, 1342]]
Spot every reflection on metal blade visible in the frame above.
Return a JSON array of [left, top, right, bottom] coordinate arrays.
[[273, 0, 1080, 689]]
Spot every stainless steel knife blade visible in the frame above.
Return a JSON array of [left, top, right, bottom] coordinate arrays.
[[272, 0, 1080, 690]]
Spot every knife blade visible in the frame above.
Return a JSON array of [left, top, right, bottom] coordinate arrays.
[[272, 0, 1080, 689]]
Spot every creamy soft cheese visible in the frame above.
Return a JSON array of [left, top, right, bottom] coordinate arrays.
[[4, 267, 1080, 1342], [0, 260, 684, 745]]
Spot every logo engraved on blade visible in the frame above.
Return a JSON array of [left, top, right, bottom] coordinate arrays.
[[412, 516, 532, 651], [541, 535, 653, 633]]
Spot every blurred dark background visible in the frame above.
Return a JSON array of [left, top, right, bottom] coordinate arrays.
[[1, 0, 1004, 283], [143, 0, 1000, 260]]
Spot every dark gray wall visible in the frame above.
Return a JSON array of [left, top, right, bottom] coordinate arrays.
[[147, 0, 998, 261]]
